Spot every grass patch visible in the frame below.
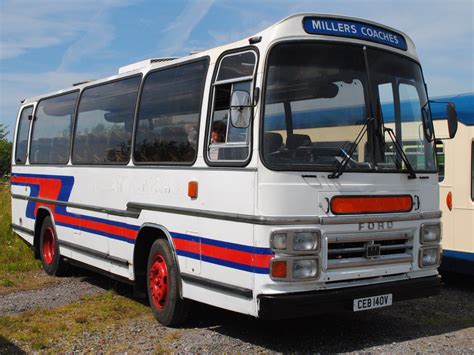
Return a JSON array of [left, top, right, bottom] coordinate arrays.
[[0, 180, 40, 279], [0, 291, 152, 351]]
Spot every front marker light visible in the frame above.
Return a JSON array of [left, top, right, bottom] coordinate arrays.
[[293, 259, 318, 279], [293, 231, 319, 251], [419, 247, 441, 267], [270, 232, 287, 250], [270, 260, 287, 279], [420, 223, 441, 244]]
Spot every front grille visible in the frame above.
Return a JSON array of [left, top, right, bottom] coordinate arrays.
[[326, 230, 414, 270]]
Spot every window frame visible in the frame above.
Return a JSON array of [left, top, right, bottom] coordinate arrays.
[[204, 47, 259, 167], [29, 89, 80, 166], [14, 105, 34, 165], [131, 56, 210, 166], [71, 74, 142, 166]]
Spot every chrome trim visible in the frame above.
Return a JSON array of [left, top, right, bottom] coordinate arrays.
[[59, 239, 129, 266], [327, 229, 414, 243], [181, 273, 253, 299], [327, 244, 408, 254], [11, 193, 442, 226], [327, 255, 412, 270], [127, 202, 321, 225], [10, 223, 34, 236], [321, 211, 442, 225], [11, 193, 139, 218]]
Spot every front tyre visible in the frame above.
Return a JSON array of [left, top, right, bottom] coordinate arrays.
[[147, 239, 189, 326], [39, 216, 68, 276]]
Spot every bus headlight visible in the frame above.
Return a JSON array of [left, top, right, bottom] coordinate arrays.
[[270, 257, 320, 281], [293, 259, 318, 279], [420, 223, 441, 244], [419, 247, 441, 267], [270, 229, 321, 254], [293, 232, 319, 251], [270, 232, 287, 251]]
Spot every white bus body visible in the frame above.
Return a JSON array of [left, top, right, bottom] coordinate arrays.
[[11, 14, 446, 325], [433, 93, 474, 275]]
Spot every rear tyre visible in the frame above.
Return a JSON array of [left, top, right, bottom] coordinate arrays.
[[39, 216, 68, 276], [147, 238, 189, 326]]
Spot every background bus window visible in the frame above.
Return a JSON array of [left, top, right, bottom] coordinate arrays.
[[73, 76, 140, 164], [207, 51, 256, 163], [134, 60, 207, 164], [14, 106, 33, 164], [436, 141, 445, 182], [30, 91, 78, 164], [472, 142, 474, 201]]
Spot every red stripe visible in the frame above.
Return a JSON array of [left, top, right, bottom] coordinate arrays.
[[174, 238, 272, 268]]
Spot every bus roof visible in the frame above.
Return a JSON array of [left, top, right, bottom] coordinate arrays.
[[431, 92, 474, 126], [21, 13, 417, 105]]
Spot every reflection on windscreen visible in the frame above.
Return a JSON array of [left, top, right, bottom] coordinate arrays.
[[263, 43, 370, 170], [262, 42, 436, 173]]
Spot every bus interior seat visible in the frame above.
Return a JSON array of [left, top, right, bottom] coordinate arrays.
[[264, 132, 283, 155], [286, 134, 312, 149]]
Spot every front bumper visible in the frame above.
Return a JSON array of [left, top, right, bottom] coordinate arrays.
[[257, 275, 440, 319]]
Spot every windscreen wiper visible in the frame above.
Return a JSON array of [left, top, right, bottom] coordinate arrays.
[[383, 127, 417, 179], [328, 117, 373, 179]]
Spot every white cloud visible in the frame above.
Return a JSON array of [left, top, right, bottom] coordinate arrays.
[[0, 0, 129, 60], [158, 0, 215, 56]]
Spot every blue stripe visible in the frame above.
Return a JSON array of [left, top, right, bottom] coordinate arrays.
[[443, 249, 474, 262], [201, 255, 269, 274]]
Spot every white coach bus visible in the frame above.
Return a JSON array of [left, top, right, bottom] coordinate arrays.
[[11, 14, 457, 326], [432, 93, 474, 275]]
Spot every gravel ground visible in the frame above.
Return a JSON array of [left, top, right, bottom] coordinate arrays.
[[1, 272, 473, 353], [0, 271, 110, 315]]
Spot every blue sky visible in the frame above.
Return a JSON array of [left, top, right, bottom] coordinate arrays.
[[0, 0, 473, 140]]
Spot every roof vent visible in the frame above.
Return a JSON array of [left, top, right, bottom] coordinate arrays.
[[118, 57, 178, 74]]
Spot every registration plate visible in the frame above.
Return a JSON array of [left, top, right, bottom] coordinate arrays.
[[353, 294, 393, 312]]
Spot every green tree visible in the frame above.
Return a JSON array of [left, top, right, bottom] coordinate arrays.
[[0, 124, 12, 177]]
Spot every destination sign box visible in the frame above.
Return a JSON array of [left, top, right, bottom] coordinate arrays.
[[303, 17, 407, 51]]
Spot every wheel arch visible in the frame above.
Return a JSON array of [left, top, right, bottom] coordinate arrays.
[[133, 223, 182, 298]]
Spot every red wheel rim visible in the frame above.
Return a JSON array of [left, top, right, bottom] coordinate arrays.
[[42, 227, 55, 265], [149, 254, 168, 309]]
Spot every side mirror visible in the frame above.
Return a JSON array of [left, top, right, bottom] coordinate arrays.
[[421, 106, 434, 142], [230, 90, 252, 128], [447, 102, 458, 139]]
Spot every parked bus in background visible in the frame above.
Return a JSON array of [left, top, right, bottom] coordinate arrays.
[[432, 93, 474, 275], [10, 14, 457, 326]]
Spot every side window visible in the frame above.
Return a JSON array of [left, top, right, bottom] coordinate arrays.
[[14, 106, 33, 164], [436, 141, 445, 182], [73, 76, 141, 164], [134, 60, 208, 164], [207, 51, 256, 163], [30, 92, 78, 164]]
